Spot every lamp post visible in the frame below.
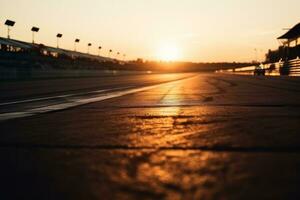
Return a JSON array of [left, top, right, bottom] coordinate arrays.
[[108, 49, 112, 58], [31, 27, 40, 44], [56, 33, 63, 48], [74, 39, 80, 51], [87, 43, 92, 54], [116, 52, 120, 59], [5, 20, 15, 39], [98, 46, 102, 56], [123, 54, 126, 61]]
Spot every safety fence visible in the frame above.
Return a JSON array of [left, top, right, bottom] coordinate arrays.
[[216, 58, 300, 76]]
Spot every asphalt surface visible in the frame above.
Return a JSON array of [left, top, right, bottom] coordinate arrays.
[[1, 73, 300, 199]]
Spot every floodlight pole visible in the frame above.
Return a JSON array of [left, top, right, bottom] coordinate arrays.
[[74, 39, 80, 51], [98, 46, 102, 56], [7, 26, 11, 39], [32, 31, 35, 44], [56, 34, 62, 48], [5, 20, 15, 39], [87, 43, 92, 54], [31, 27, 40, 44], [108, 50, 112, 58]]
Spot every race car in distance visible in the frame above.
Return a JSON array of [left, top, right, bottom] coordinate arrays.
[[254, 64, 265, 76]]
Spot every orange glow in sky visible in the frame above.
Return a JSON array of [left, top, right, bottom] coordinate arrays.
[[0, 0, 299, 62], [156, 43, 180, 61]]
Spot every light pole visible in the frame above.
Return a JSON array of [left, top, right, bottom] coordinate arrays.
[[123, 54, 126, 61], [5, 20, 15, 39], [31, 27, 40, 44], [56, 33, 63, 48], [116, 52, 120, 59], [74, 39, 80, 51], [108, 49, 112, 58], [87, 43, 92, 54], [98, 46, 102, 56]]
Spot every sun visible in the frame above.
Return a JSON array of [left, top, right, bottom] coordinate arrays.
[[157, 44, 180, 61]]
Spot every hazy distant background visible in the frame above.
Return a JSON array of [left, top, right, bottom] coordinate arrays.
[[0, 0, 299, 62]]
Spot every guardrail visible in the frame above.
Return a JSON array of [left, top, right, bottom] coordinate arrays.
[[216, 57, 300, 76], [287, 58, 300, 75]]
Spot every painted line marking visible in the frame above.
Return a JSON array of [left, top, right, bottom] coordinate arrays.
[[0, 86, 132, 106], [0, 76, 195, 121]]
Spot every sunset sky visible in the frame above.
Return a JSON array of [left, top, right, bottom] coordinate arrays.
[[0, 0, 299, 62]]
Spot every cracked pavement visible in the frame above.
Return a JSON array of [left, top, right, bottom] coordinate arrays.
[[1, 73, 300, 199]]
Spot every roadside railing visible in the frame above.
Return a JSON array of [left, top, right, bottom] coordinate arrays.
[[287, 58, 300, 75], [216, 57, 300, 76]]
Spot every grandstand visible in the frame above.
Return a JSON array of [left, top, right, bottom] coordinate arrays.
[[266, 23, 300, 63], [0, 37, 114, 63]]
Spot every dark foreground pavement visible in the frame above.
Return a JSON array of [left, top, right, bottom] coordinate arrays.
[[1, 73, 300, 199]]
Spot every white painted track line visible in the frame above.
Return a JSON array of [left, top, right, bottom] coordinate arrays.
[[0, 86, 133, 106], [0, 77, 195, 121]]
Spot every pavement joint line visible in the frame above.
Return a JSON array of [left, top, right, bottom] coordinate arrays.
[[1, 144, 300, 153], [0, 75, 198, 121]]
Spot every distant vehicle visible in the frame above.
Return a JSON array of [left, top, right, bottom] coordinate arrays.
[[254, 64, 265, 76]]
